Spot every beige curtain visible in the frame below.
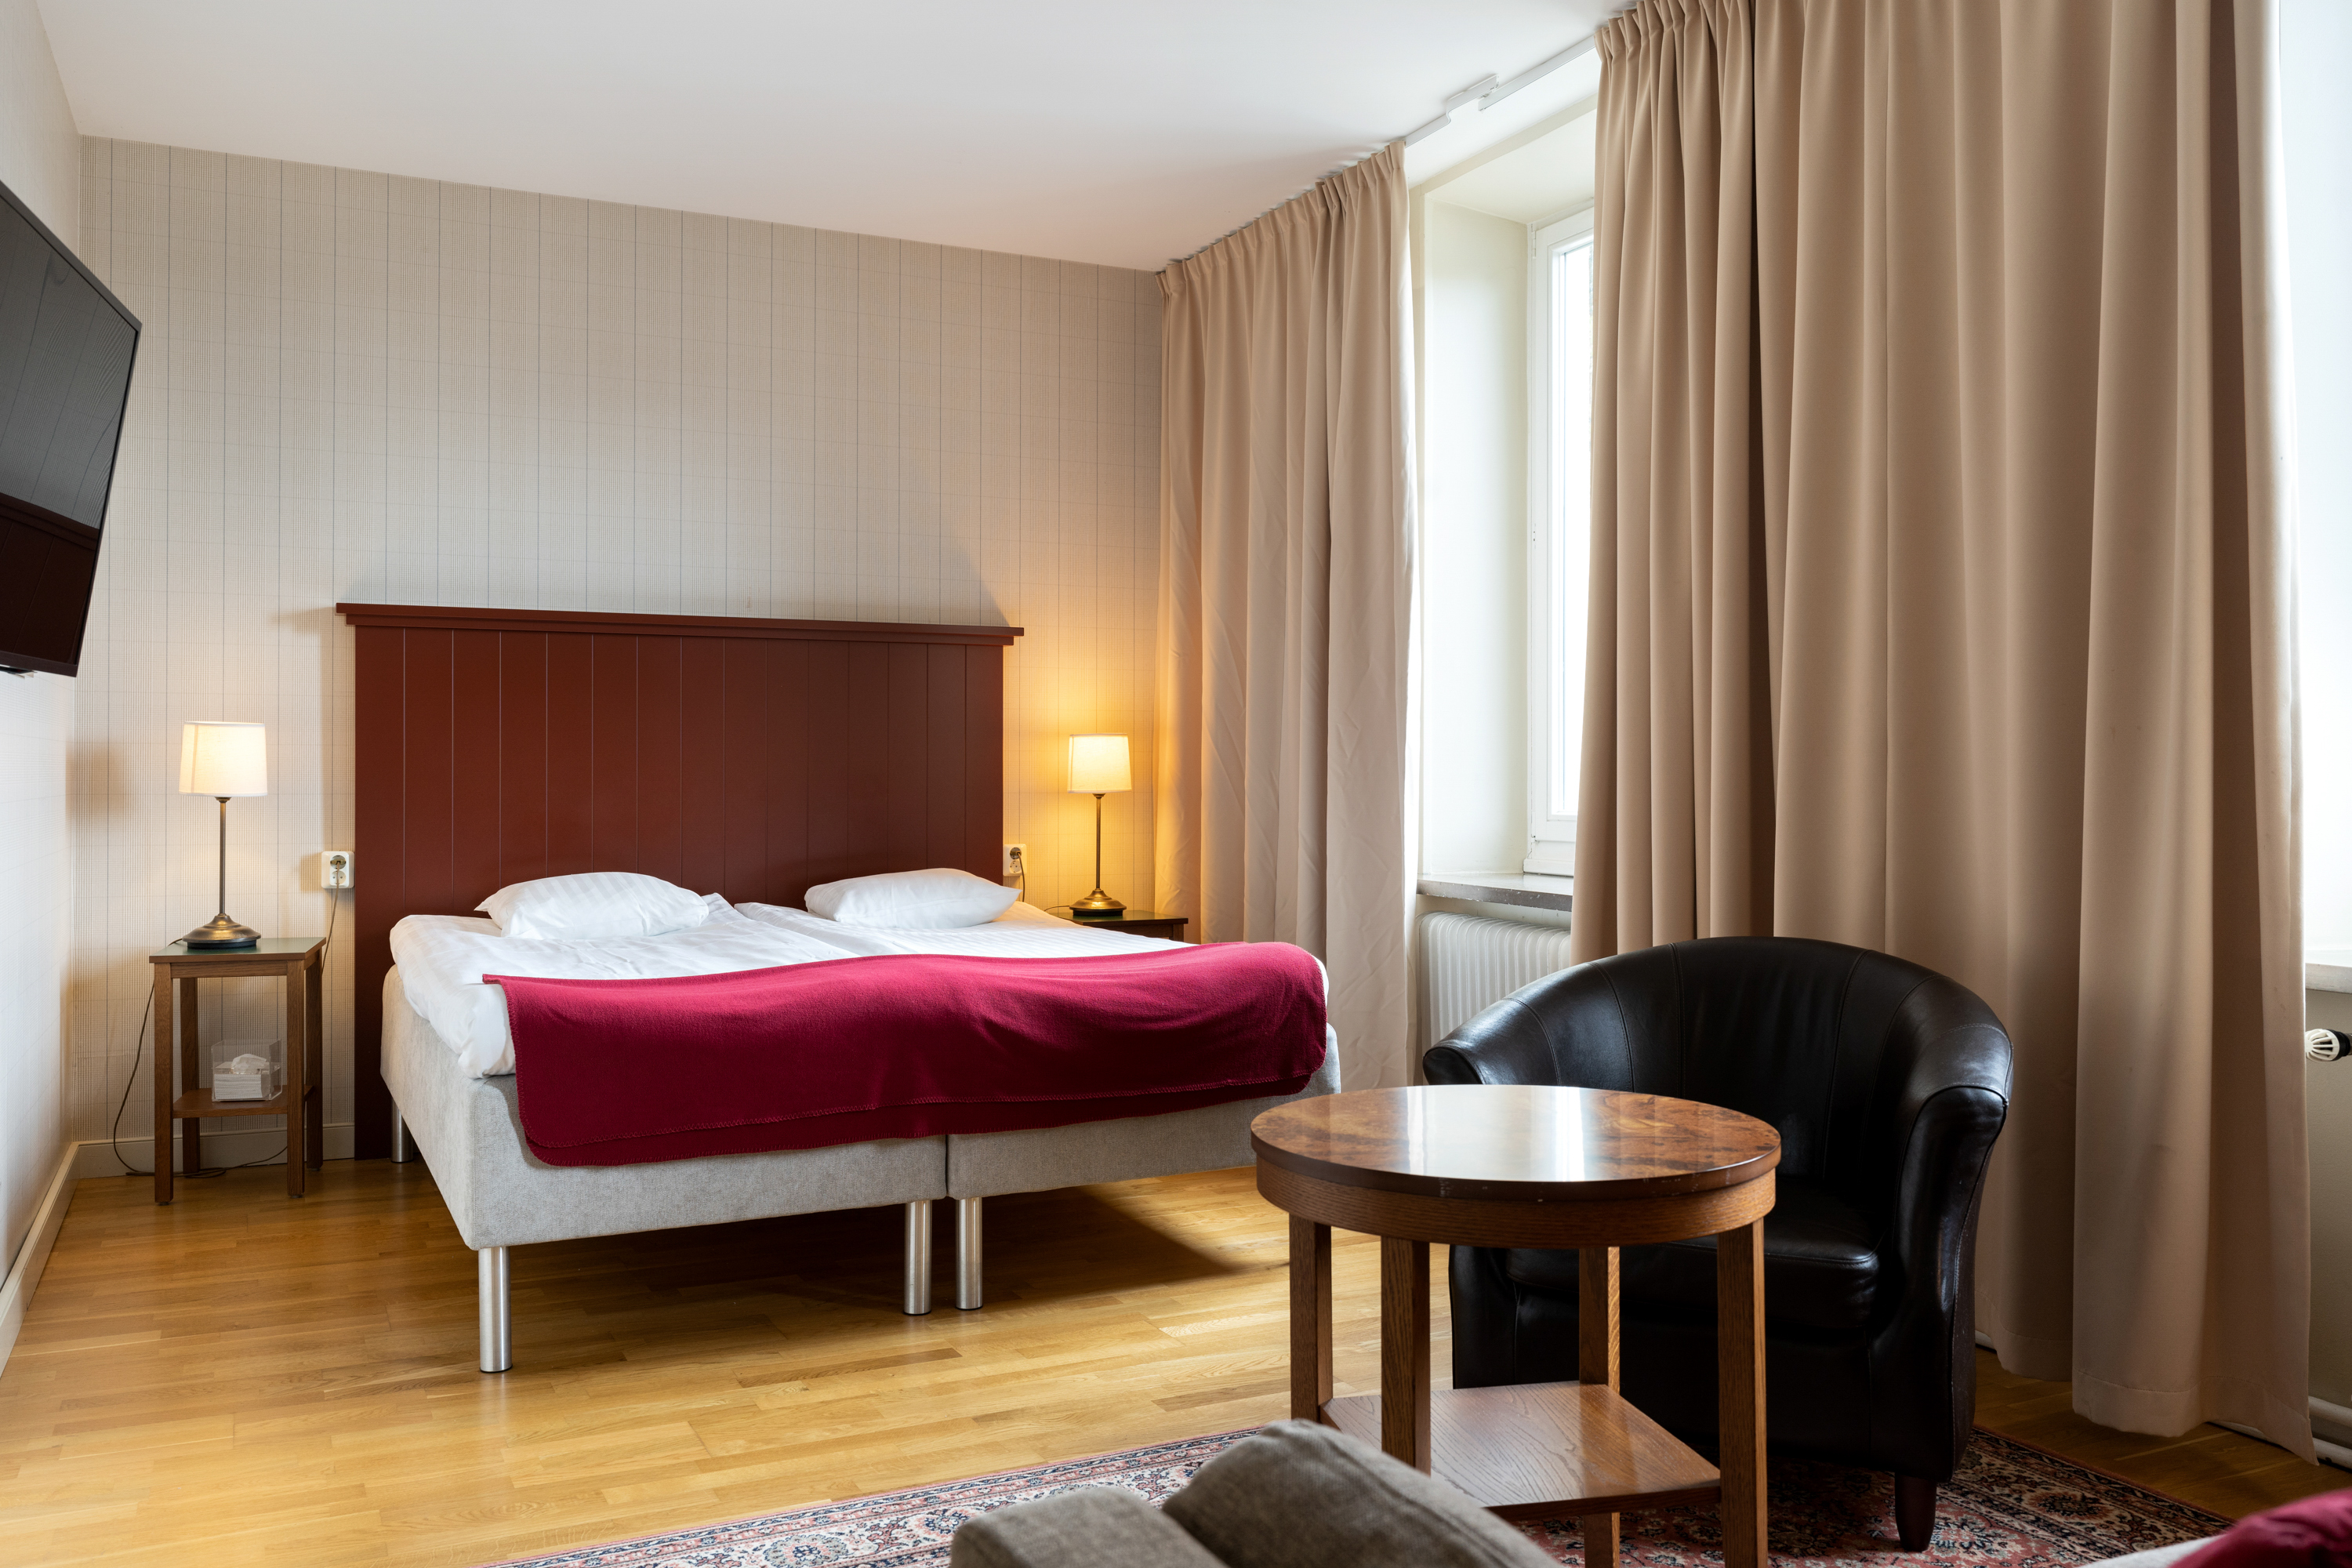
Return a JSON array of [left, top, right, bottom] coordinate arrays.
[[1578, 0, 2310, 1454], [1156, 144, 1416, 1092]]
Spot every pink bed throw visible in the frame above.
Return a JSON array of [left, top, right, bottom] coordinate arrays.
[[486, 942, 1328, 1166], [2178, 1488, 2352, 1568]]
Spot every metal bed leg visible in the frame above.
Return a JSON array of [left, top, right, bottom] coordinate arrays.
[[956, 1196, 984, 1310], [390, 1108, 415, 1163], [478, 1246, 511, 1373], [902, 1200, 933, 1316]]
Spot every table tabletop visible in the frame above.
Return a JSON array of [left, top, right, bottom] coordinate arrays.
[[1250, 1083, 1779, 1202], [150, 936, 326, 962]]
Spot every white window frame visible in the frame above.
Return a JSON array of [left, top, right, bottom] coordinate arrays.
[[1526, 206, 1595, 877]]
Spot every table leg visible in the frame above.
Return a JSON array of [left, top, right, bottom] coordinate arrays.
[[1379, 1236, 1431, 1471], [1718, 1218, 1766, 1568], [177, 976, 202, 1181], [305, 955, 325, 1169], [151, 967, 174, 1204], [283, 960, 307, 1196], [1579, 1245, 1622, 1564], [1289, 1215, 1332, 1421]]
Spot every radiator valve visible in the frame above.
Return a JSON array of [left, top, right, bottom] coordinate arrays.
[[2308, 1028, 2350, 1063]]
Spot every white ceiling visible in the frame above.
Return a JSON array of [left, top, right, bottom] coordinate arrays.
[[38, 0, 1620, 271]]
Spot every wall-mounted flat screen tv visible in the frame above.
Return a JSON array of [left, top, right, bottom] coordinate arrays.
[[0, 175, 139, 677]]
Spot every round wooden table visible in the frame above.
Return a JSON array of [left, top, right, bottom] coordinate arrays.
[[1251, 1084, 1779, 1568]]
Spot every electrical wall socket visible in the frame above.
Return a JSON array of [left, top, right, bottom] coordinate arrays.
[[321, 850, 355, 889], [1003, 843, 1027, 877]]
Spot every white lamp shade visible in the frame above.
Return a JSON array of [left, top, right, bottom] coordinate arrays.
[[1067, 733, 1131, 794], [180, 721, 268, 797]]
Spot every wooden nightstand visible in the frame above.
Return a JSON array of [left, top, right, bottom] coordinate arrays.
[[149, 937, 325, 1203], [1066, 910, 1189, 942]]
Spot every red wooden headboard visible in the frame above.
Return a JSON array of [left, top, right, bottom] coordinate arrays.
[[336, 603, 1022, 1159]]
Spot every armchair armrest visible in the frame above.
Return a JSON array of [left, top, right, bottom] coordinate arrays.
[[1868, 1020, 2012, 1479], [1422, 963, 1648, 1089], [1424, 996, 1559, 1085]]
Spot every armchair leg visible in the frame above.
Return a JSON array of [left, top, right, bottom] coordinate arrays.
[[1894, 1475, 1937, 1551]]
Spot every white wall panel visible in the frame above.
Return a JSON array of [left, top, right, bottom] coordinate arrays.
[[72, 139, 1162, 1154]]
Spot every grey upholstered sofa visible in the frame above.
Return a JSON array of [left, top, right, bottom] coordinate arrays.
[[949, 1421, 1555, 1568]]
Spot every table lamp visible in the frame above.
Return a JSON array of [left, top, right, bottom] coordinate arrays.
[[1066, 733, 1131, 919], [179, 720, 267, 949]]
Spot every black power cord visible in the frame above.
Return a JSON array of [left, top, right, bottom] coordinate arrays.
[[107, 989, 154, 1175], [112, 891, 339, 1179]]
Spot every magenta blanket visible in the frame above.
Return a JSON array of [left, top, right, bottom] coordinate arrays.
[[485, 942, 1328, 1167]]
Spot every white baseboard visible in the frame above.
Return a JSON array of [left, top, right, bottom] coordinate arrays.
[[2306, 1394, 2352, 1452], [70, 1121, 356, 1181], [0, 1142, 79, 1377]]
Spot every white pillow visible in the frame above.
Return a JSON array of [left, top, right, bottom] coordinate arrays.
[[476, 873, 711, 942], [803, 868, 1019, 929]]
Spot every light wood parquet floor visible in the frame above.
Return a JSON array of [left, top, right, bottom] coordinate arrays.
[[0, 1161, 2337, 1566]]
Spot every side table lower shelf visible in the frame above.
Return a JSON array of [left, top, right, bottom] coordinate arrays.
[[1323, 1383, 1722, 1522], [170, 1087, 307, 1120]]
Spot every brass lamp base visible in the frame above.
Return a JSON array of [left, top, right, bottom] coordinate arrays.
[[180, 913, 261, 949], [1071, 788, 1124, 919]]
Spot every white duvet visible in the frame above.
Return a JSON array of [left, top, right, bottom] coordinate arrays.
[[392, 896, 1334, 1080], [733, 898, 1189, 957], [390, 895, 858, 1077]]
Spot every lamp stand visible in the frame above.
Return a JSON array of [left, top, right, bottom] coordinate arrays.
[[180, 796, 260, 949], [1069, 791, 1126, 918]]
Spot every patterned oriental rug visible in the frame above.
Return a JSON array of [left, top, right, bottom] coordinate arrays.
[[488, 1426, 2228, 1568]]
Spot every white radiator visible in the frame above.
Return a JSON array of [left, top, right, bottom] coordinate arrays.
[[1419, 911, 1580, 1045]]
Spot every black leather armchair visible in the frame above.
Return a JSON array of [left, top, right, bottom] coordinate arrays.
[[1422, 937, 2011, 1551]]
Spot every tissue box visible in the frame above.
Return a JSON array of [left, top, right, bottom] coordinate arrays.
[[212, 1063, 278, 1101], [212, 1041, 281, 1102]]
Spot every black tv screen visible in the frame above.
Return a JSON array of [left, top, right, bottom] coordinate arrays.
[[0, 176, 139, 677]]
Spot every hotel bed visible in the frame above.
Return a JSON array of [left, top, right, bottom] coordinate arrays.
[[384, 893, 1338, 1370], [343, 601, 1337, 1373]]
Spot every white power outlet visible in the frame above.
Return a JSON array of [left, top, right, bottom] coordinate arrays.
[[322, 850, 355, 889], [1003, 843, 1028, 877]]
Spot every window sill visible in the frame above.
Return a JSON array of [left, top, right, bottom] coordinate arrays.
[[1417, 873, 1574, 914], [1409, 917, 2350, 986]]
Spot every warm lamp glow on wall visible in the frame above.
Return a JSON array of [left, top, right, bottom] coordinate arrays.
[[179, 720, 267, 949], [1067, 733, 1131, 919]]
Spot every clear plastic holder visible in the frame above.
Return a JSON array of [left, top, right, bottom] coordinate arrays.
[[211, 1037, 283, 1102]]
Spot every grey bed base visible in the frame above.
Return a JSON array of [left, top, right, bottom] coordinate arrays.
[[381, 971, 1339, 1372]]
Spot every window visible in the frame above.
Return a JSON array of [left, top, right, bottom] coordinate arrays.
[[1526, 209, 1594, 877]]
